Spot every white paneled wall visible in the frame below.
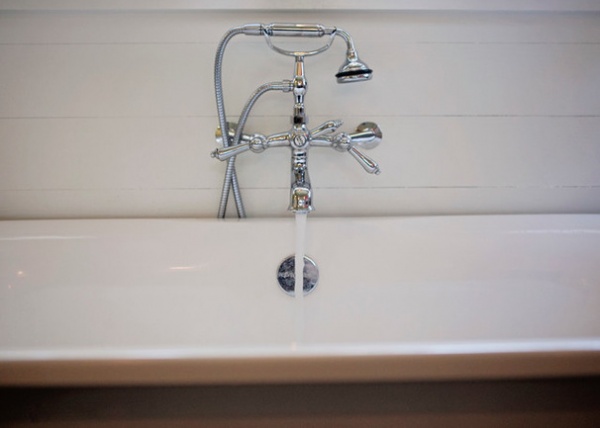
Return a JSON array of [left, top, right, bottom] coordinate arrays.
[[1, 7, 599, 218]]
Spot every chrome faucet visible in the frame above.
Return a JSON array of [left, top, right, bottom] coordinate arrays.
[[211, 23, 382, 217]]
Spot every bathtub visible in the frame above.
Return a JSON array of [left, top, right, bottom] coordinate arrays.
[[1, 215, 599, 386]]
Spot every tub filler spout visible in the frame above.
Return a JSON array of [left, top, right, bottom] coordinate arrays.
[[290, 150, 313, 214]]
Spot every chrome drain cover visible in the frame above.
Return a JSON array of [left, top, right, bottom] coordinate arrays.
[[277, 255, 319, 296]]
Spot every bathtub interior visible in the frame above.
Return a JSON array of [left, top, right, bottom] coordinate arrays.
[[1, 214, 599, 384]]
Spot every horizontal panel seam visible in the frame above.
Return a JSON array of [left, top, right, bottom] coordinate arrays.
[[2, 115, 600, 120], [2, 41, 600, 47], [2, 185, 600, 192]]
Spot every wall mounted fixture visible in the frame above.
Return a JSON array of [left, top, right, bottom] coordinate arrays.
[[211, 23, 382, 218]]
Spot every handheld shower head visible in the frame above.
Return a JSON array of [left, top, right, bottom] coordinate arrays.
[[250, 24, 373, 83], [334, 29, 373, 83], [336, 58, 373, 83]]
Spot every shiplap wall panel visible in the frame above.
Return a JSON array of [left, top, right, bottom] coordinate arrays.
[[2, 42, 599, 118], [1, 10, 599, 219], [3, 11, 600, 44], [3, 116, 599, 189]]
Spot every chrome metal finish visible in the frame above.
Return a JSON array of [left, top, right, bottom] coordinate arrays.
[[212, 23, 381, 217], [214, 26, 248, 218], [264, 23, 335, 37], [310, 119, 343, 137], [349, 146, 381, 175], [215, 122, 253, 146], [292, 56, 308, 125], [211, 120, 383, 197], [336, 58, 373, 83], [263, 23, 337, 57], [290, 149, 313, 213], [277, 255, 319, 296], [352, 122, 383, 149], [216, 80, 292, 218], [334, 29, 373, 83]]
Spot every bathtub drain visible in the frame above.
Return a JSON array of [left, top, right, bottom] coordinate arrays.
[[277, 255, 319, 296]]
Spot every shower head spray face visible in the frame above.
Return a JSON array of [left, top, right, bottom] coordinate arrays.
[[335, 58, 373, 83], [331, 28, 373, 83]]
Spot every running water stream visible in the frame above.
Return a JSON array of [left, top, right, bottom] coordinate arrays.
[[295, 212, 307, 298], [293, 212, 307, 346]]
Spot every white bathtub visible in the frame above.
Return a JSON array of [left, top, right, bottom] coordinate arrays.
[[1, 215, 599, 386]]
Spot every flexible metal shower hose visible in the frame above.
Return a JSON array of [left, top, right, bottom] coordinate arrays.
[[217, 81, 291, 218], [214, 26, 246, 218]]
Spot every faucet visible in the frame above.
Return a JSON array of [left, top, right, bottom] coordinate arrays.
[[211, 23, 382, 217]]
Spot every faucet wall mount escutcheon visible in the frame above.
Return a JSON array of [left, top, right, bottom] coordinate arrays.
[[211, 23, 382, 217]]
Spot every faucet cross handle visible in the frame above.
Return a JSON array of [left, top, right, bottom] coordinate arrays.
[[324, 122, 382, 175], [345, 121, 382, 174]]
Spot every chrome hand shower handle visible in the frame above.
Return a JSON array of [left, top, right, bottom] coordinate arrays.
[[263, 23, 336, 37], [263, 23, 337, 57]]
